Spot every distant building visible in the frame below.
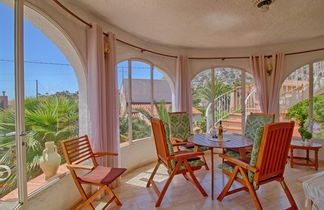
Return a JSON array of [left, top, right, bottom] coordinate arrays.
[[0, 91, 8, 109], [120, 79, 202, 121]]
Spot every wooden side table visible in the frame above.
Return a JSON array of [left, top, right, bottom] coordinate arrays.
[[290, 140, 322, 170]]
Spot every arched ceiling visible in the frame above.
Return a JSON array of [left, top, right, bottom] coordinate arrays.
[[68, 0, 324, 48]]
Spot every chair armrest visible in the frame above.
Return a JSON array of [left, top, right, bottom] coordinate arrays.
[[219, 154, 258, 173], [93, 152, 118, 157], [172, 142, 187, 146], [67, 164, 94, 170], [169, 152, 205, 160], [171, 136, 186, 143]]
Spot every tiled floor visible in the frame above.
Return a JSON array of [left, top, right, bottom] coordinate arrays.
[[94, 154, 323, 210]]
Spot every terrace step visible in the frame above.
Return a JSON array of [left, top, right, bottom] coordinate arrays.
[[228, 113, 242, 120], [246, 107, 262, 112], [223, 126, 242, 134], [221, 119, 242, 127]]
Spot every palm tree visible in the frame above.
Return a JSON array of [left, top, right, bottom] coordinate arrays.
[[0, 95, 79, 198], [192, 79, 231, 107]]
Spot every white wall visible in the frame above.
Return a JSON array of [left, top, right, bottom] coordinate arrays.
[[11, 1, 324, 209], [22, 174, 81, 210], [120, 138, 156, 172]]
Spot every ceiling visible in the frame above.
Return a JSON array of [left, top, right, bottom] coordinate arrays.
[[68, 0, 324, 48]]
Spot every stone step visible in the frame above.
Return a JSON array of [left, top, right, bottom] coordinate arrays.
[[223, 126, 242, 134], [246, 107, 261, 112], [228, 113, 242, 120], [221, 119, 242, 127]]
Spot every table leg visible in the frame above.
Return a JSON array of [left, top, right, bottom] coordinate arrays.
[[239, 148, 247, 159], [290, 147, 294, 168], [211, 147, 214, 200], [315, 149, 319, 170]]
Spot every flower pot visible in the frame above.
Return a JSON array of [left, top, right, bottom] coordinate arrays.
[[39, 141, 61, 180]]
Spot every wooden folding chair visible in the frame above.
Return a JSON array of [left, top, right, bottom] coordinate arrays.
[[61, 135, 126, 210], [168, 112, 209, 170], [218, 122, 297, 210], [147, 117, 208, 207], [225, 112, 275, 158]]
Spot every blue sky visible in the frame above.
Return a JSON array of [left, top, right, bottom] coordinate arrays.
[[0, 2, 165, 100]]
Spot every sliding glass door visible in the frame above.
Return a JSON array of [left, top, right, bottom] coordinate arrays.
[[0, 0, 26, 209]]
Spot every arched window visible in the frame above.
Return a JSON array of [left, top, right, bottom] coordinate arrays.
[[0, 2, 80, 206], [118, 60, 173, 143], [280, 62, 324, 139], [191, 67, 256, 134]]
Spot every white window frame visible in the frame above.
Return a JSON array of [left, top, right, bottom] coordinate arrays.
[[123, 59, 167, 143]]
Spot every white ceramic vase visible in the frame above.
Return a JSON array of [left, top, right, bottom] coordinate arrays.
[[39, 141, 61, 180]]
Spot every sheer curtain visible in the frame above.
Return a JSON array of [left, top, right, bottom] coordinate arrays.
[[175, 55, 193, 122], [250, 53, 285, 120], [86, 24, 120, 170]]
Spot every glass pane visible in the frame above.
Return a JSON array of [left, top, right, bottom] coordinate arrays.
[[214, 68, 242, 134], [118, 61, 129, 143], [23, 6, 79, 196], [313, 61, 324, 138], [131, 61, 151, 140], [191, 69, 212, 133], [280, 65, 310, 138], [153, 68, 172, 120], [0, 1, 18, 208]]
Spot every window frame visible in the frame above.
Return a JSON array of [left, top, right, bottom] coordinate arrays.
[[119, 59, 172, 143]]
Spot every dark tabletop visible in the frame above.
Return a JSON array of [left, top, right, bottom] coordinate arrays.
[[188, 133, 253, 149]]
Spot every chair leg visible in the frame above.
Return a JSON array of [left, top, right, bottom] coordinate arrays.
[[105, 185, 122, 206], [183, 160, 208, 197], [77, 186, 107, 210], [155, 160, 182, 207], [239, 167, 262, 210], [217, 166, 239, 201], [75, 182, 95, 210], [182, 172, 189, 181], [280, 179, 298, 210], [146, 161, 161, 188], [201, 155, 209, 170]]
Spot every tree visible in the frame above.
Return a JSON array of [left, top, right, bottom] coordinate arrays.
[[192, 79, 231, 107], [0, 95, 79, 197]]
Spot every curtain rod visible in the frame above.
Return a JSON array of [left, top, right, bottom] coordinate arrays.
[[53, 0, 324, 60]]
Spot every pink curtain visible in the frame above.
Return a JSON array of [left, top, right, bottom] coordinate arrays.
[[175, 55, 193, 120], [250, 53, 285, 118], [86, 24, 120, 169]]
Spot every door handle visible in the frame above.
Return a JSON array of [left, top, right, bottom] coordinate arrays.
[[19, 131, 27, 136]]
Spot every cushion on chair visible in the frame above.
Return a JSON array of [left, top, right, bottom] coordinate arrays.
[[169, 113, 191, 141], [171, 158, 205, 171], [244, 115, 274, 143], [163, 121, 174, 156], [179, 144, 209, 152], [79, 166, 127, 185], [247, 127, 264, 182], [218, 127, 264, 183], [224, 150, 241, 159]]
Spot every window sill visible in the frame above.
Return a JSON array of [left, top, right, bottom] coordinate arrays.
[[120, 137, 151, 148], [1, 164, 69, 203]]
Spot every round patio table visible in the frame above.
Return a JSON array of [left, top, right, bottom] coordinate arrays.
[[188, 133, 253, 200]]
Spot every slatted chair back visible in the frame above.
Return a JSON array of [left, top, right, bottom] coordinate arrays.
[[254, 121, 294, 184], [151, 117, 171, 167], [61, 135, 97, 166]]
